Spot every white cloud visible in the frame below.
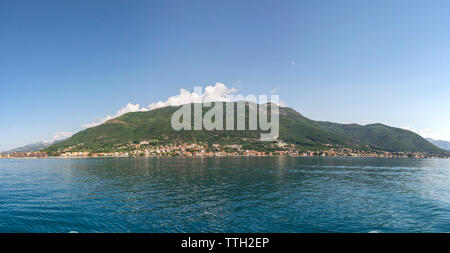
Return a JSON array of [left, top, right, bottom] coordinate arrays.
[[148, 82, 237, 110], [81, 103, 149, 128], [232, 80, 243, 89], [360, 120, 375, 125], [80, 82, 287, 129], [81, 83, 238, 128], [53, 132, 73, 141], [204, 83, 238, 102], [290, 61, 296, 67], [401, 126, 450, 142], [40, 132, 73, 144]]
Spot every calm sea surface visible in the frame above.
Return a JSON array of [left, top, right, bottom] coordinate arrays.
[[0, 157, 449, 233]]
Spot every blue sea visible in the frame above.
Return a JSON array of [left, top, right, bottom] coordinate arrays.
[[0, 157, 449, 233]]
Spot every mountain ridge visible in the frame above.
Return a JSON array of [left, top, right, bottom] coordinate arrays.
[[5, 141, 53, 153], [46, 102, 447, 155], [4, 139, 66, 153], [426, 138, 450, 151]]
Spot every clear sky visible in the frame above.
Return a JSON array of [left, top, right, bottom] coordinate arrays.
[[1, 0, 450, 151]]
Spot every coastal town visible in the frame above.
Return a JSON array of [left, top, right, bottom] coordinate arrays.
[[1, 140, 448, 159]]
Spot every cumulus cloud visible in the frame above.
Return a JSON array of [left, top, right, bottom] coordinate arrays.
[[53, 132, 73, 140], [81, 103, 149, 128], [48, 132, 73, 142], [148, 82, 237, 110], [81, 82, 285, 129], [81, 83, 238, 128], [41, 132, 73, 143], [360, 120, 375, 125]]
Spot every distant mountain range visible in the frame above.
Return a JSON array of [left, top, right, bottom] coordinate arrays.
[[45, 102, 447, 155], [6, 141, 53, 153], [426, 138, 450, 151], [5, 139, 65, 153]]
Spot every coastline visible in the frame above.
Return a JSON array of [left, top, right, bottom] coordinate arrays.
[[1, 155, 448, 160]]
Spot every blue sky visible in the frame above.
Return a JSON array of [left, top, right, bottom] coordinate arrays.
[[1, 0, 450, 151]]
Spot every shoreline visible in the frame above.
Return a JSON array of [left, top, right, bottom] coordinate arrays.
[[1, 155, 448, 160]]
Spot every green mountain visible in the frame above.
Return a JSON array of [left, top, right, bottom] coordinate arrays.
[[316, 122, 442, 153], [47, 102, 446, 154]]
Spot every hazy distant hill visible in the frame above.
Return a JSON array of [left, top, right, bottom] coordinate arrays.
[[7, 139, 65, 153], [7, 141, 53, 153], [426, 138, 450, 151], [47, 102, 445, 154]]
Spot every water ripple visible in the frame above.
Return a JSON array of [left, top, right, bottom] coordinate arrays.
[[0, 157, 449, 232]]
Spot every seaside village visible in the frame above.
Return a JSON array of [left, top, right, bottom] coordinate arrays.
[[1, 139, 447, 159]]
